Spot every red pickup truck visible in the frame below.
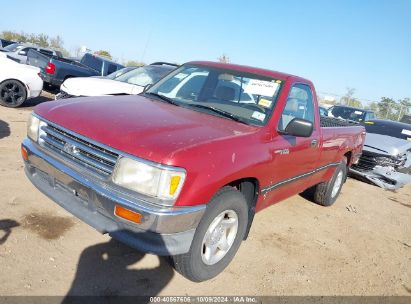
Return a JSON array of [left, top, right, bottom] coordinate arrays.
[[22, 61, 365, 282]]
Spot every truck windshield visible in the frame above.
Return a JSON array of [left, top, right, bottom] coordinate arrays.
[[106, 67, 136, 79], [147, 64, 283, 126], [3, 43, 23, 52], [329, 106, 368, 122]]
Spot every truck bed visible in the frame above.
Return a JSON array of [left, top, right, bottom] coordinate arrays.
[[27, 49, 100, 86], [320, 116, 359, 127]]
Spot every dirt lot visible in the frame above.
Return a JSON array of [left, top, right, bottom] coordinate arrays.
[[0, 93, 410, 296]]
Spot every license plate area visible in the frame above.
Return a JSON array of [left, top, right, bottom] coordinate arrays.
[[53, 176, 102, 212]]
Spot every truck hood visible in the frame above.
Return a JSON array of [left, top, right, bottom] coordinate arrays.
[[363, 133, 411, 156], [61, 77, 143, 96], [34, 95, 258, 164]]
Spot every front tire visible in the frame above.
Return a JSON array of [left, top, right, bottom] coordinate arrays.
[[312, 160, 347, 206], [0, 80, 27, 108], [171, 187, 248, 282]]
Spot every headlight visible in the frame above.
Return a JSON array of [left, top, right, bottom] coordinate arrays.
[[112, 157, 186, 204], [27, 114, 40, 141]]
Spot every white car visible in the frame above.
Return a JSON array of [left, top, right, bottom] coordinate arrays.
[[56, 63, 177, 99], [0, 56, 43, 107]]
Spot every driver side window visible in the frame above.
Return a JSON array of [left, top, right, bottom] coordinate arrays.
[[20, 47, 35, 55], [279, 84, 314, 131]]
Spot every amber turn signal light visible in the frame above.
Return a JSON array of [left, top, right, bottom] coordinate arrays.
[[21, 146, 28, 161], [114, 205, 142, 224]]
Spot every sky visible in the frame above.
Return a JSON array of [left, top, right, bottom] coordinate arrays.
[[1, 0, 410, 103]]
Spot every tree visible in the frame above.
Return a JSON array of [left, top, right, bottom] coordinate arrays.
[[1, 30, 70, 56], [366, 97, 410, 121], [50, 35, 64, 49], [1, 31, 27, 42], [366, 101, 379, 113], [397, 97, 411, 120], [377, 97, 397, 120], [339, 88, 363, 108], [94, 50, 112, 59], [218, 54, 230, 63], [31, 33, 49, 47], [124, 60, 145, 67]]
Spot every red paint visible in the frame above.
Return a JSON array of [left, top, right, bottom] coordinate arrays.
[[34, 62, 365, 211]]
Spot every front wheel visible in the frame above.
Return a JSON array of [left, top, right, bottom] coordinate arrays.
[[171, 187, 248, 282]]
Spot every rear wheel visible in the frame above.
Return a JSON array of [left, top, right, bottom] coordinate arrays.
[[0, 80, 27, 108], [312, 160, 347, 206], [171, 187, 248, 282]]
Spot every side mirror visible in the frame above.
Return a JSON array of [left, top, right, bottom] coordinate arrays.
[[18, 50, 27, 55], [283, 118, 313, 137], [143, 83, 152, 92]]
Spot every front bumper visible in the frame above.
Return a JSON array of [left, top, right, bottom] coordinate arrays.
[[22, 139, 205, 255], [350, 166, 411, 191], [29, 89, 42, 99]]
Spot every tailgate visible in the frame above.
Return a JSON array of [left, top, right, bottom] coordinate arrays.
[[27, 49, 50, 70]]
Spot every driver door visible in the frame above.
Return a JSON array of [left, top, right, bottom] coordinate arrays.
[[263, 83, 321, 206]]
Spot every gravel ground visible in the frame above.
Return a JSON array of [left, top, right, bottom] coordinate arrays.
[[0, 93, 410, 297]]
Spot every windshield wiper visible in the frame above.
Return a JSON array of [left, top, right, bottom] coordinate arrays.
[[186, 104, 247, 124], [145, 92, 179, 106]]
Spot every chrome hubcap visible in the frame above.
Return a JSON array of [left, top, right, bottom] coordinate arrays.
[[201, 210, 238, 265], [331, 171, 343, 198]]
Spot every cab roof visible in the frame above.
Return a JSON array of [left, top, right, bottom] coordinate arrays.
[[187, 61, 312, 84]]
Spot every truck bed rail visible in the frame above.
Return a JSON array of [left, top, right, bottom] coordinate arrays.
[[320, 116, 359, 127]]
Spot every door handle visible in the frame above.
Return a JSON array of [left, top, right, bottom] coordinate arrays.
[[310, 139, 318, 147]]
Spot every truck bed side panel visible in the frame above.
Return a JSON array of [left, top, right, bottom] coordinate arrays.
[[312, 126, 365, 184]]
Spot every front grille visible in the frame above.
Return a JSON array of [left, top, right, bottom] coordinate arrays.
[[352, 154, 377, 171], [39, 123, 119, 176]]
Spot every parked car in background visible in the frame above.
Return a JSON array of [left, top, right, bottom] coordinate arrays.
[[91, 67, 137, 80], [27, 50, 124, 87], [22, 61, 366, 282], [351, 119, 411, 190], [319, 106, 329, 116], [0, 56, 43, 107], [328, 105, 375, 122], [1, 43, 63, 64], [401, 114, 411, 125], [56, 62, 177, 99], [0, 38, 16, 49], [105, 66, 137, 79]]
